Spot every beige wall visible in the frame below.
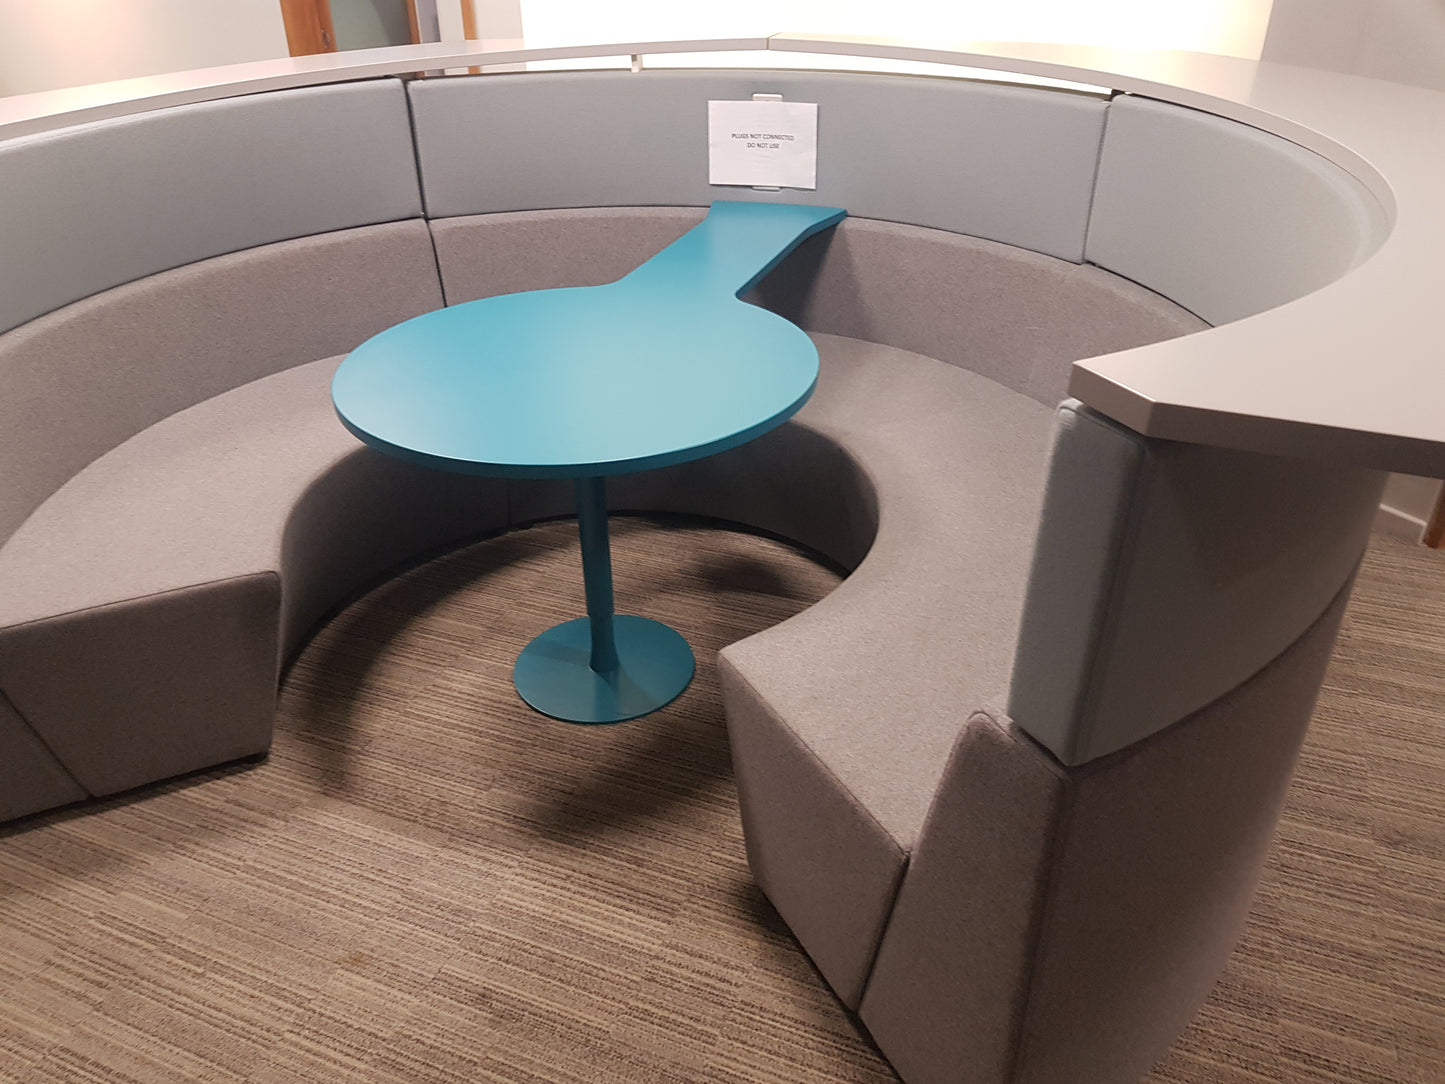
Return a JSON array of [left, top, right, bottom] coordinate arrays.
[[1265, 1, 1445, 538], [6, 2, 1442, 98], [1263, 0, 1445, 92], [0, 0, 288, 97]]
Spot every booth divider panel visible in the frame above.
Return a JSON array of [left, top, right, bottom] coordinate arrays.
[[0, 78, 422, 335], [1011, 403, 1384, 766], [409, 69, 1107, 261], [1083, 94, 1389, 325]]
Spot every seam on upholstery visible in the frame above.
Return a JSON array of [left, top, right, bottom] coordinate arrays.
[[960, 707, 1070, 1084], [1061, 406, 1152, 764], [1077, 263, 1212, 325], [857, 706, 1066, 1035], [403, 77, 451, 308], [856, 849, 910, 1001], [1072, 431, 1368, 765], [1077, 95, 1113, 267], [422, 217, 452, 307], [1071, 566, 1360, 781], [1003, 572, 1356, 1082], [399, 76, 436, 223], [1078, 96, 1213, 326], [0, 685, 90, 798], [0, 570, 280, 635], [1003, 737, 1081, 1084], [718, 653, 908, 863], [719, 653, 909, 1004]]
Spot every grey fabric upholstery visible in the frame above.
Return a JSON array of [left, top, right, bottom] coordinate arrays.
[[511, 422, 878, 574], [858, 709, 1066, 1083], [278, 420, 511, 658], [1010, 401, 1384, 765], [0, 357, 507, 813], [748, 219, 1207, 406], [410, 70, 1107, 260], [0, 691, 88, 822], [721, 673, 907, 1009], [0, 78, 422, 336], [859, 580, 1354, 1084], [0, 354, 505, 636], [0, 574, 280, 798], [432, 209, 1207, 408], [432, 207, 705, 306], [0, 221, 445, 545], [0, 67, 1396, 1084], [720, 335, 1055, 848], [0, 207, 1199, 826], [1085, 94, 1389, 323], [717, 335, 1056, 1002]]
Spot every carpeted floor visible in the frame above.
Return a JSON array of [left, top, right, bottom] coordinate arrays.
[[1, 519, 1441, 1083]]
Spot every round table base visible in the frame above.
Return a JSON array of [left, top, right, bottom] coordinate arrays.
[[513, 615, 695, 724]]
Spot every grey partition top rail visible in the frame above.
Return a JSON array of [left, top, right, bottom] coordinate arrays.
[[4, 34, 1444, 477]]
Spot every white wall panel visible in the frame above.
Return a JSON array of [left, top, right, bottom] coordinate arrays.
[[0, 0, 287, 97]]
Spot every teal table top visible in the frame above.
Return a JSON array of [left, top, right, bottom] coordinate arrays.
[[332, 200, 847, 479]]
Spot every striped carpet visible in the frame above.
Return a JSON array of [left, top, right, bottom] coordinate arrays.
[[1, 518, 1441, 1083]]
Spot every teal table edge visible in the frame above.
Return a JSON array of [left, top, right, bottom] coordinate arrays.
[[333, 200, 846, 723]]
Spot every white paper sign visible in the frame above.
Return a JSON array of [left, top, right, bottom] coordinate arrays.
[[707, 100, 818, 190]]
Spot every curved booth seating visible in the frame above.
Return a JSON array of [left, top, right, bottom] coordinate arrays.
[[0, 43, 1425, 1083]]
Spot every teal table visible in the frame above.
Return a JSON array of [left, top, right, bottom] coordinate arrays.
[[333, 200, 845, 723]]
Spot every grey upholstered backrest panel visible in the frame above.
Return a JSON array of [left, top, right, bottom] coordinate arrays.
[[432, 208, 1207, 405], [1010, 401, 1384, 765], [1085, 95, 1389, 324], [746, 217, 1208, 405], [0, 221, 443, 544], [410, 70, 1108, 260], [431, 207, 706, 305], [0, 78, 422, 335]]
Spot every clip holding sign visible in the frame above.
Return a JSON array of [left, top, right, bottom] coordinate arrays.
[[707, 97, 818, 190]]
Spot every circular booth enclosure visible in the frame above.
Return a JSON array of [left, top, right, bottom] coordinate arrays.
[[0, 35, 1441, 1084]]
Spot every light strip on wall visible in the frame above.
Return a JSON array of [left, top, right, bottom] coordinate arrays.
[[517, 1, 1276, 60]]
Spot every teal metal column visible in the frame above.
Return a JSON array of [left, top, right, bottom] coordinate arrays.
[[575, 476, 619, 674], [510, 477, 694, 724]]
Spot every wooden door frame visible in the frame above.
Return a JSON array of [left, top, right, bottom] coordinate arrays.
[[283, 1, 477, 56], [1424, 482, 1445, 548], [279, 0, 337, 55]]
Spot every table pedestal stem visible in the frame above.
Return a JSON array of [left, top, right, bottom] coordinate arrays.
[[510, 476, 695, 724], [575, 476, 620, 674]]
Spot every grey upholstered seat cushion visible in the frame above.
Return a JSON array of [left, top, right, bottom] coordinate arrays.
[[0, 356, 507, 800], [718, 333, 1055, 1005], [726, 333, 1055, 847], [0, 355, 508, 645], [0, 220, 446, 545]]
